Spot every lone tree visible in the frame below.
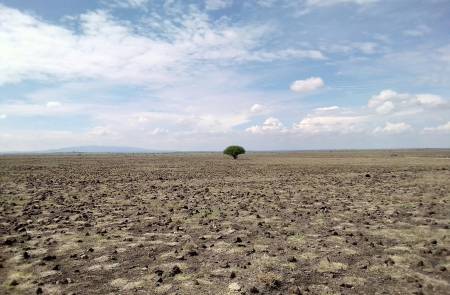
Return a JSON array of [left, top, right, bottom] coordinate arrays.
[[223, 145, 245, 159]]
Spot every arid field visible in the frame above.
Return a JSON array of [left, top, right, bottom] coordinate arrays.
[[1, 151, 449, 295]]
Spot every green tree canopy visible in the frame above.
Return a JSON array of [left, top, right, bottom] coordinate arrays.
[[223, 145, 245, 159]]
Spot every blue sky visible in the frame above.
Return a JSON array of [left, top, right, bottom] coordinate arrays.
[[0, 0, 449, 151]]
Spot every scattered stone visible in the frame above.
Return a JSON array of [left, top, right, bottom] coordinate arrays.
[[249, 286, 259, 293], [10, 280, 19, 286], [43, 255, 56, 261], [23, 251, 31, 259], [36, 287, 43, 294], [4, 238, 16, 246], [230, 271, 236, 279], [170, 265, 182, 276], [341, 283, 353, 288], [228, 282, 241, 291], [287, 256, 297, 263]]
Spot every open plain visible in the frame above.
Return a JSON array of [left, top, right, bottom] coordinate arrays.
[[1, 151, 449, 295]]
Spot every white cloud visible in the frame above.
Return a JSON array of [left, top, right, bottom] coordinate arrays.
[[368, 90, 404, 108], [294, 115, 366, 134], [0, 114, 6, 119], [88, 126, 117, 137], [290, 77, 325, 94], [368, 90, 448, 113], [246, 117, 286, 134], [256, 0, 278, 7], [150, 128, 169, 135], [0, 5, 324, 86], [46, 101, 62, 108], [305, 0, 378, 7], [423, 121, 450, 133], [250, 104, 266, 114], [314, 106, 340, 112], [373, 122, 412, 134], [403, 25, 431, 37], [321, 42, 380, 55], [375, 101, 395, 114], [205, 0, 233, 10], [0, 101, 80, 117], [103, 0, 150, 9], [416, 94, 446, 107], [257, 0, 377, 9]]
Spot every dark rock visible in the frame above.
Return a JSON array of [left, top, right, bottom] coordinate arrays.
[[230, 271, 236, 279], [269, 279, 282, 289], [10, 280, 19, 286], [170, 265, 182, 276], [287, 256, 297, 263], [23, 251, 31, 259], [341, 283, 353, 288], [43, 255, 56, 261], [4, 238, 17, 246], [36, 287, 43, 294], [249, 286, 259, 293]]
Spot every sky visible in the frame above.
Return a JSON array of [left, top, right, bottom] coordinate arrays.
[[0, 0, 449, 151]]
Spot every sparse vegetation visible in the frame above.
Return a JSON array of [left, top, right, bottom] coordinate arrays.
[[1, 151, 449, 294], [223, 145, 245, 159]]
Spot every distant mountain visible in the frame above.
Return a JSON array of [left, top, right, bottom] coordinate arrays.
[[40, 145, 162, 153]]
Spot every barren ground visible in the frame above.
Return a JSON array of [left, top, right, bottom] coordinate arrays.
[[1, 151, 449, 295]]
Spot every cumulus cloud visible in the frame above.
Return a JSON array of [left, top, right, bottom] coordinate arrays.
[[373, 122, 412, 134], [250, 104, 266, 114], [294, 115, 366, 134], [423, 122, 450, 133], [205, 0, 233, 10], [368, 90, 448, 114], [290, 77, 325, 94], [416, 94, 446, 107], [246, 117, 286, 134], [375, 101, 395, 114]]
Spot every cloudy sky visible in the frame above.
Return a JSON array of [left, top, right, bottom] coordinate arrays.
[[0, 0, 449, 151]]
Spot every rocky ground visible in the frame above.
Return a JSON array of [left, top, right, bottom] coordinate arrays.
[[0, 151, 449, 295]]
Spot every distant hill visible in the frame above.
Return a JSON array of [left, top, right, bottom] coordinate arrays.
[[40, 146, 162, 153]]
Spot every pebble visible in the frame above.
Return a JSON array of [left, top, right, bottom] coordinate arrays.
[[228, 282, 241, 291]]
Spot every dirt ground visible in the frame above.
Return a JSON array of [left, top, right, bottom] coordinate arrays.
[[1, 150, 449, 295]]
